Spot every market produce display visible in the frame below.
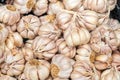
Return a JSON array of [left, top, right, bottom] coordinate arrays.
[[0, 0, 120, 80]]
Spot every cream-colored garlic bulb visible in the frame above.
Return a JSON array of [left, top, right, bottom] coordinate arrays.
[[71, 60, 100, 80], [17, 15, 41, 39], [48, 1, 64, 15], [0, 75, 17, 80], [108, 0, 117, 10], [1, 48, 25, 76], [0, 5, 20, 25], [56, 12, 72, 30], [63, 0, 82, 10], [56, 38, 76, 58], [64, 25, 90, 47], [23, 59, 50, 80], [83, 0, 108, 13], [14, 0, 36, 14], [0, 23, 8, 44], [0, 43, 6, 64], [6, 32, 23, 50], [101, 67, 120, 80], [51, 54, 75, 79], [33, 0, 48, 16], [78, 10, 99, 31], [22, 47, 34, 61], [38, 23, 61, 40], [32, 36, 58, 60]]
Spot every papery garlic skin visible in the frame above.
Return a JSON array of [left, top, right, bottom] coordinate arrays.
[[0, 23, 8, 44], [48, 1, 64, 15], [51, 54, 75, 79], [32, 36, 58, 60], [6, 32, 23, 50], [7, 24, 17, 32], [63, 0, 82, 10], [101, 67, 120, 80], [17, 15, 41, 39], [0, 75, 17, 80], [108, 0, 117, 10], [0, 43, 6, 64], [38, 23, 61, 40], [23, 59, 50, 80], [25, 40, 33, 49], [56, 38, 76, 58], [0, 5, 20, 25], [64, 26, 90, 47], [1, 48, 25, 76], [33, 0, 48, 16], [83, 0, 108, 13], [14, 0, 36, 14]]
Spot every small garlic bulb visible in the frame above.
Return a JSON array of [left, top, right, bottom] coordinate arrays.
[[23, 59, 50, 80], [63, 0, 82, 10], [6, 32, 23, 50], [0, 23, 8, 44], [78, 10, 99, 31], [1, 48, 25, 76], [0, 75, 17, 80], [101, 67, 120, 80], [83, 0, 108, 13], [32, 36, 58, 60], [38, 23, 61, 40], [51, 54, 75, 79], [33, 0, 48, 16], [17, 15, 41, 39], [71, 60, 100, 80], [48, 1, 64, 15], [64, 25, 90, 47], [14, 0, 36, 14], [0, 5, 20, 25], [56, 38, 76, 58]]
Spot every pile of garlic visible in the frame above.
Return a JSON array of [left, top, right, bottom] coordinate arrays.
[[0, 0, 120, 80]]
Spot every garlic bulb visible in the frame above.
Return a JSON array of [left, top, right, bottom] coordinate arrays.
[[1, 48, 25, 76], [63, 0, 82, 10], [22, 47, 34, 61], [38, 23, 61, 40], [33, 0, 48, 16], [56, 38, 76, 58], [0, 75, 17, 80], [48, 1, 64, 15], [17, 15, 41, 39], [6, 32, 23, 50], [14, 0, 36, 14], [101, 67, 120, 80], [108, 0, 117, 10], [0, 5, 20, 25], [0, 23, 8, 43], [83, 0, 108, 13], [23, 59, 50, 80], [71, 60, 100, 80], [78, 10, 99, 31], [32, 36, 58, 60], [64, 25, 90, 47], [51, 54, 75, 79]]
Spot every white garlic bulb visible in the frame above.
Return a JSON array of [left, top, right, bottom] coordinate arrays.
[[33, 0, 48, 16], [101, 67, 120, 80], [0, 5, 20, 25], [64, 25, 90, 47], [51, 54, 75, 79], [17, 15, 41, 39], [63, 0, 82, 10], [38, 23, 61, 40], [32, 36, 58, 60], [83, 0, 108, 13], [1, 48, 25, 76], [23, 59, 50, 80], [56, 38, 76, 58], [14, 0, 36, 14], [0, 75, 17, 80], [0, 23, 8, 44], [48, 1, 64, 15]]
